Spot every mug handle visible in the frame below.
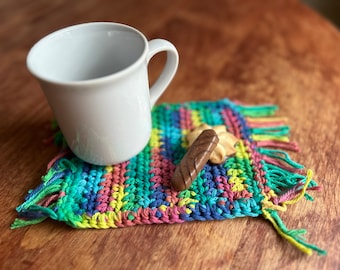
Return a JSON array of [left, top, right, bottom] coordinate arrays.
[[147, 39, 179, 107]]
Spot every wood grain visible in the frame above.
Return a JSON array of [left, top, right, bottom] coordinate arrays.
[[1, 0, 339, 269]]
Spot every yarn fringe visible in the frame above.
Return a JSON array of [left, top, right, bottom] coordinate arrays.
[[11, 155, 72, 229], [262, 208, 327, 256], [238, 103, 326, 255]]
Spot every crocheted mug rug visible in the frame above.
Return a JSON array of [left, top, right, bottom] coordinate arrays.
[[12, 98, 326, 256]]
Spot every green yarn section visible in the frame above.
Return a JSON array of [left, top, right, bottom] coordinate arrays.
[[265, 209, 327, 256], [238, 104, 278, 117], [251, 126, 290, 137]]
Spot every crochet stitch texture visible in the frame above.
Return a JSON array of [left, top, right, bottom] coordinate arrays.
[[12, 98, 326, 255]]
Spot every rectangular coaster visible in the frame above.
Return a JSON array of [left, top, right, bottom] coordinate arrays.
[[12, 99, 326, 255]]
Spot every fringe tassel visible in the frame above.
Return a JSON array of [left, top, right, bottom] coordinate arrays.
[[261, 169, 315, 210], [256, 140, 300, 152], [237, 104, 278, 117], [258, 148, 304, 170], [251, 126, 290, 137], [238, 103, 326, 255], [11, 155, 70, 229], [262, 208, 327, 256], [261, 172, 326, 255], [246, 116, 288, 128], [252, 134, 290, 142], [11, 216, 48, 229]]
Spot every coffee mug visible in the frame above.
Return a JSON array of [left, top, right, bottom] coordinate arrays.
[[27, 22, 179, 165]]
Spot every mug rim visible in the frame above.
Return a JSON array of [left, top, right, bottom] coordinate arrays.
[[26, 22, 148, 86]]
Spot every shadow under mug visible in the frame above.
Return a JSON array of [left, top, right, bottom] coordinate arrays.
[[27, 22, 179, 165]]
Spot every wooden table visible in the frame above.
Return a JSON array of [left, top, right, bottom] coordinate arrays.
[[1, 0, 339, 269]]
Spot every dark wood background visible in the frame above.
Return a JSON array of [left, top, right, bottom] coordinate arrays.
[[1, 0, 339, 269]]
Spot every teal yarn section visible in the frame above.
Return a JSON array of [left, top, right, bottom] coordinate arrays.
[[12, 98, 326, 255]]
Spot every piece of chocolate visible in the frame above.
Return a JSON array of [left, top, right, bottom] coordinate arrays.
[[171, 129, 219, 191], [187, 124, 239, 164]]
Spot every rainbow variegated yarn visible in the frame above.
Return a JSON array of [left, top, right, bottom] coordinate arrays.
[[12, 99, 326, 255]]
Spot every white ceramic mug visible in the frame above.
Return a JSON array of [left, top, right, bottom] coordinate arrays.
[[27, 22, 179, 165]]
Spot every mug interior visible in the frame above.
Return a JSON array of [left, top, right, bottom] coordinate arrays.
[[27, 23, 146, 83]]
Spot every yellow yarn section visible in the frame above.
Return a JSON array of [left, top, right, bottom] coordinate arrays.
[[185, 208, 192, 214], [225, 141, 249, 192], [246, 116, 288, 123], [251, 134, 289, 142], [284, 170, 313, 206], [76, 211, 121, 229], [191, 110, 201, 127], [235, 140, 250, 160], [159, 205, 167, 212], [227, 168, 246, 192], [178, 197, 199, 207], [109, 184, 127, 215], [178, 191, 199, 213], [150, 128, 162, 148], [262, 209, 313, 256], [181, 129, 190, 148], [262, 191, 287, 212], [105, 165, 113, 173]]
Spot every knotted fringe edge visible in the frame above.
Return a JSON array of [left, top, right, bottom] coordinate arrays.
[[237, 103, 326, 256], [11, 151, 70, 229], [12, 101, 326, 256]]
